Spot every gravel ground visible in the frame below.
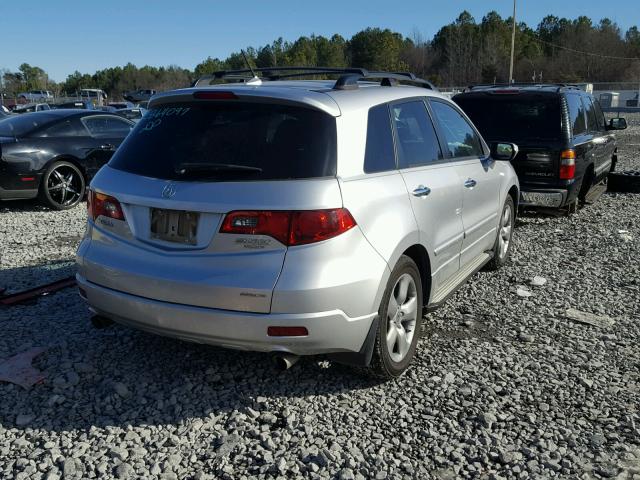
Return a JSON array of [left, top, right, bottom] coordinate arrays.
[[1, 114, 639, 480]]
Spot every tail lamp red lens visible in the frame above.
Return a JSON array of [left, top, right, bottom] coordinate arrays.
[[88, 190, 125, 221], [267, 326, 309, 337], [220, 208, 357, 246], [221, 211, 291, 244], [559, 149, 576, 180]]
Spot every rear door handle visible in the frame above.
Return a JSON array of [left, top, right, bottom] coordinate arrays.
[[412, 185, 431, 197], [464, 179, 477, 188], [100, 144, 115, 150]]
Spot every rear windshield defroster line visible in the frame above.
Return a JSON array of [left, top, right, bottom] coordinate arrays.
[[108, 102, 337, 181]]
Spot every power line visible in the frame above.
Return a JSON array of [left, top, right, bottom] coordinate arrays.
[[530, 36, 639, 61]]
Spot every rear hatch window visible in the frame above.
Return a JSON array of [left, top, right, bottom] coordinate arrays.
[[109, 101, 337, 181], [454, 93, 562, 143]]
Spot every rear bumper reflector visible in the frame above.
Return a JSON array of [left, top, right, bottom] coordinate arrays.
[[267, 326, 309, 337]]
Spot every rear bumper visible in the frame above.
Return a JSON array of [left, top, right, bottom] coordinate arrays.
[[77, 274, 376, 355], [519, 188, 571, 208], [0, 186, 38, 200], [0, 169, 42, 200]]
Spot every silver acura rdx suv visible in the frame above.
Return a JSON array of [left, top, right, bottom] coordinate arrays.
[[76, 67, 519, 377]]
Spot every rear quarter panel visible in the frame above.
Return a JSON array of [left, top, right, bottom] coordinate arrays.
[[335, 109, 422, 311]]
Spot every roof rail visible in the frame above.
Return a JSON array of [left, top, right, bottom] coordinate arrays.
[[334, 71, 435, 90], [192, 67, 436, 91], [464, 83, 582, 93], [193, 67, 367, 87]]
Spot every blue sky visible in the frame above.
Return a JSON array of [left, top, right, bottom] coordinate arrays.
[[1, 0, 637, 82]]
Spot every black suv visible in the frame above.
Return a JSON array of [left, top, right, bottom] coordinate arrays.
[[454, 84, 627, 212]]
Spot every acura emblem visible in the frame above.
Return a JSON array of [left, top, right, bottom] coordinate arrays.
[[162, 183, 177, 199]]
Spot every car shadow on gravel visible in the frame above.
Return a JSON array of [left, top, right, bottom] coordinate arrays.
[[0, 261, 76, 295], [0, 198, 89, 213], [0, 199, 54, 213], [1, 262, 386, 432], [516, 208, 567, 222]]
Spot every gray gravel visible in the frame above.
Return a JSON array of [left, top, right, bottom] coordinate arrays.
[[1, 115, 639, 479]]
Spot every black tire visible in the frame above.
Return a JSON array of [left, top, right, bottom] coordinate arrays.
[[485, 195, 515, 271], [608, 170, 640, 194], [578, 167, 594, 204], [368, 255, 423, 379], [38, 161, 85, 210]]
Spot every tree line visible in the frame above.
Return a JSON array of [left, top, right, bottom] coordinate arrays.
[[2, 11, 640, 100]]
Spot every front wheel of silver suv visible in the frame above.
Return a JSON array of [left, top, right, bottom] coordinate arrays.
[[368, 255, 423, 379], [485, 195, 515, 271]]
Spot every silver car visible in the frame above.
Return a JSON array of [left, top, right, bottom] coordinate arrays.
[[76, 68, 520, 378]]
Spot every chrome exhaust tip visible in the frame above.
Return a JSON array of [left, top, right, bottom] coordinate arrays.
[[273, 353, 300, 371]]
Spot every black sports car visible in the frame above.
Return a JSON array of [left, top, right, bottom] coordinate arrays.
[[0, 110, 134, 209]]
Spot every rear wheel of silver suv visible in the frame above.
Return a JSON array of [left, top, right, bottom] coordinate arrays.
[[369, 255, 423, 378]]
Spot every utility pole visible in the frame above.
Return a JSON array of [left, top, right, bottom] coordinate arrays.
[[509, 0, 517, 83], [637, 61, 640, 107]]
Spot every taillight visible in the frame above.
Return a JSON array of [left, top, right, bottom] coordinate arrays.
[[220, 211, 291, 245], [289, 209, 357, 245], [220, 208, 357, 246], [559, 149, 576, 180], [88, 190, 125, 221]]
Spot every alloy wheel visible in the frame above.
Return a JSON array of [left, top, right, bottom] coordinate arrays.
[[386, 273, 418, 363], [46, 165, 83, 208], [498, 203, 513, 259]]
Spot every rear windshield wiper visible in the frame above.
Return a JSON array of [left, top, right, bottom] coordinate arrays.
[[175, 162, 263, 176]]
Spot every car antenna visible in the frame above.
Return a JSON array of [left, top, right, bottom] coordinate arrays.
[[241, 50, 259, 82]]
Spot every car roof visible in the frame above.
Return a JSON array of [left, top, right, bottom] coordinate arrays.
[[12, 109, 126, 120], [18, 109, 85, 117], [150, 80, 451, 117]]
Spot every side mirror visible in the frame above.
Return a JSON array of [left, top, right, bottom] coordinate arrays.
[[607, 118, 627, 130], [491, 142, 519, 161]]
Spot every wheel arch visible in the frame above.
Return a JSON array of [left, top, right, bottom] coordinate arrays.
[[44, 155, 86, 176], [402, 244, 432, 307], [369, 230, 434, 316], [579, 162, 595, 199], [507, 184, 519, 213]]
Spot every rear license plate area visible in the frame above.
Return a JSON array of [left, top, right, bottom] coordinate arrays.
[[521, 191, 563, 207], [150, 208, 199, 245]]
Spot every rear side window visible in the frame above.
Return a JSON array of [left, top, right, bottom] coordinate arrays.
[[83, 116, 133, 138], [391, 101, 443, 168], [566, 94, 586, 136], [109, 102, 337, 181], [364, 104, 395, 173], [590, 98, 606, 131], [430, 100, 484, 158], [582, 97, 599, 132], [41, 120, 80, 137]]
